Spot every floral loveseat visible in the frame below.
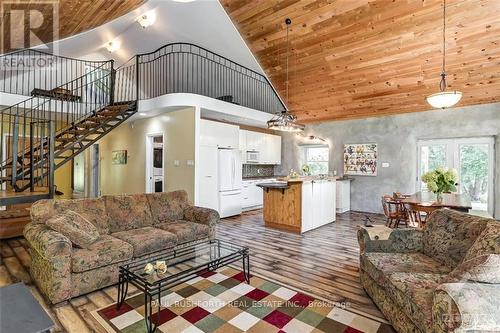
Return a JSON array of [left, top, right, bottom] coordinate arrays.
[[24, 190, 219, 304], [358, 209, 499, 333]]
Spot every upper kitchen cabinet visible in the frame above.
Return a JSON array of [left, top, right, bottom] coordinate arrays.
[[200, 119, 239, 148], [245, 130, 264, 152], [239, 130, 281, 165]]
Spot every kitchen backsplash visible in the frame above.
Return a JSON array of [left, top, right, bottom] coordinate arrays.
[[242, 164, 275, 178]]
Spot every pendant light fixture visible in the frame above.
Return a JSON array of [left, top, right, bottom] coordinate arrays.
[[426, 0, 462, 109], [267, 18, 305, 132]]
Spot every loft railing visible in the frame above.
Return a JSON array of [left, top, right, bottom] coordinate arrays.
[[0, 61, 114, 192], [0, 42, 285, 197], [0, 48, 112, 96], [113, 43, 286, 113]]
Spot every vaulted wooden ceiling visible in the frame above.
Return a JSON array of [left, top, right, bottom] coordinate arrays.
[[1, 0, 145, 53], [221, 0, 500, 122]]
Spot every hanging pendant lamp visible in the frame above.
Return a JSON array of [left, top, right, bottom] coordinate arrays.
[[426, 0, 462, 109], [267, 18, 305, 132]]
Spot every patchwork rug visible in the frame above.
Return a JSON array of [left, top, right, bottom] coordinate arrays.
[[92, 267, 392, 333]]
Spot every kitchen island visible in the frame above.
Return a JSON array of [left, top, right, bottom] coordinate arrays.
[[257, 177, 337, 233]]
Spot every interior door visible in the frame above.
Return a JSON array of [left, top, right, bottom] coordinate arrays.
[[417, 137, 495, 215]]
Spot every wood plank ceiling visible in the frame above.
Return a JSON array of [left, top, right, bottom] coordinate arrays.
[[1, 0, 146, 53], [221, 0, 500, 122]]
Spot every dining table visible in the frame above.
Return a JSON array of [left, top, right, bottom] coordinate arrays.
[[401, 191, 472, 212]]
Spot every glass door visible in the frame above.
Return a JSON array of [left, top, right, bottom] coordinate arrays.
[[417, 137, 495, 215], [457, 142, 492, 212]]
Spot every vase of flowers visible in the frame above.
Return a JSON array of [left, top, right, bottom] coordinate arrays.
[[421, 167, 458, 202]]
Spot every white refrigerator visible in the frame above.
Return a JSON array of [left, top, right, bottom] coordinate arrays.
[[218, 148, 242, 218]]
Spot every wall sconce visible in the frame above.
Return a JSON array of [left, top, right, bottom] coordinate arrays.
[[137, 10, 156, 28], [105, 39, 121, 53]]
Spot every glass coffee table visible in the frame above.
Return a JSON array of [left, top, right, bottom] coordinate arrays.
[[116, 239, 250, 333]]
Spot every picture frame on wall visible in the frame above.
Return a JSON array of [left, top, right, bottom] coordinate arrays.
[[344, 143, 377, 176], [112, 150, 127, 165]]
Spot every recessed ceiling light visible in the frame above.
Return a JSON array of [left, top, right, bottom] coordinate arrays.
[[139, 112, 147, 116], [137, 10, 156, 28], [105, 40, 120, 53]]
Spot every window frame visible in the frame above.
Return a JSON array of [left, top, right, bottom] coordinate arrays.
[[303, 145, 329, 175]]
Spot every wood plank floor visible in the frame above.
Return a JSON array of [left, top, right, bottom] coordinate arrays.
[[0, 210, 387, 332]]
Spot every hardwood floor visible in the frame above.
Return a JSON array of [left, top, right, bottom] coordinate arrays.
[[0, 210, 386, 332], [218, 210, 386, 319]]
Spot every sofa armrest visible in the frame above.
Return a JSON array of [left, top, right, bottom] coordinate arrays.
[[184, 206, 220, 228], [24, 223, 72, 259], [357, 226, 423, 253], [23, 223, 73, 304], [433, 282, 500, 332]]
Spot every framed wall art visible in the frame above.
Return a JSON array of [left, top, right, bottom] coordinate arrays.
[[112, 150, 127, 165], [343, 143, 377, 176]]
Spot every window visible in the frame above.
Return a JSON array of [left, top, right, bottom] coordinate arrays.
[[304, 146, 329, 175], [417, 137, 495, 215]]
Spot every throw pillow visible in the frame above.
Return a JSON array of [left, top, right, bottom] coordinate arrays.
[[46, 210, 99, 249], [450, 222, 500, 283]]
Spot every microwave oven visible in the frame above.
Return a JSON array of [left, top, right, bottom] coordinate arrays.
[[246, 151, 259, 163]]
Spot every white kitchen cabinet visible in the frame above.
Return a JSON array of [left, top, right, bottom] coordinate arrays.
[[302, 180, 336, 232], [301, 181, 314, 232], [239, 130, 247, 163], [200, 119, 239, 148], [245, 131, 263, 152], [197, 145, 219, 211], [336, 179, 351, 213], [240, 130, 281, 165], [242, 178, 274, 210], [269, 135, 281, 165]]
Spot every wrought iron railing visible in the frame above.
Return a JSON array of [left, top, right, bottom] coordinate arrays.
[[128, 43, 285, 113], [0, 48, 112, 96], [0, 61, 114, 192], [0, 42, 285, 198]]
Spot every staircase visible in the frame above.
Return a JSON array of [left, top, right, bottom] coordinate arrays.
[[0, 54, 138, 206], [0, 42, 286, 208]]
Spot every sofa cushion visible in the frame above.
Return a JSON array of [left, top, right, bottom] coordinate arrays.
[[112, 227, 177, 257], [385, 272, 449, 332], [46, 210, 99, 249], [360, 252, 451, 288], [422, 209, 490, 269], [155, 221, 209, 244], [147, 191, 189, 224], [53, 198, 111, 234], [72, 235, 133, 273], [30, 199, 55, 224], [450, 221, 500, 283], [104, 194, 154, 232]]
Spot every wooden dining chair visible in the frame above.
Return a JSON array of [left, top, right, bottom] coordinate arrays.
[[381, 195, 407, 228], [405, 203, 438, 228]]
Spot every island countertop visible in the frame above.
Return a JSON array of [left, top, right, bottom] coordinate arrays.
[[260, 177, 337, 233]]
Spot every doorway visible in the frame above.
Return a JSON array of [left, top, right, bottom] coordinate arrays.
[[146, 134, 164, 193], [417, 137, 495, 215]]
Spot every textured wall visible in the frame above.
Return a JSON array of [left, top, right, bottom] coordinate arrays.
[[277, 103, 500, 218]]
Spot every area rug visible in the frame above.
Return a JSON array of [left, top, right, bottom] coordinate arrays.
[[92, 266, 392, 333]]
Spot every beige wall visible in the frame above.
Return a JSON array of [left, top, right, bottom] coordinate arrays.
[[98, 107, 196, 201]]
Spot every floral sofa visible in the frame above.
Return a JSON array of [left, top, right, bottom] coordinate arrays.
[[24, 190, 219, 304], [358, 209, 499, 333]]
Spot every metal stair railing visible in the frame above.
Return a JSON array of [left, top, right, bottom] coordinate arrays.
[[0, 48, 111, 96], [0, 60, 115, 193]]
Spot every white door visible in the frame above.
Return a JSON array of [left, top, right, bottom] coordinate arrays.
[[198, 145, 218, 210], [218, 149, 233, 191], [417, 137, 495, 215]]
